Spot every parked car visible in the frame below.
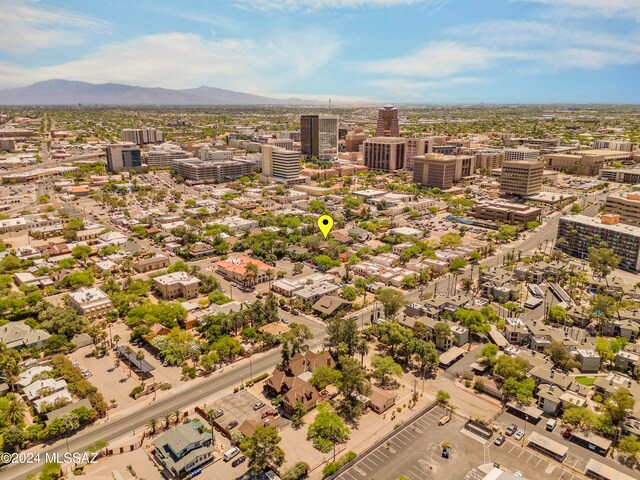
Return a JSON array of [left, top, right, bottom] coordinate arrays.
[[261, 410, 276, 419], [281, 318, 289, 324], [281, 305, 291, 312], [494, 435, 505, 446], [253, 402, 265, 410], [232, 456, 246, 467], [291, 309, 300, 316], [505, 424, 517, 436], [513, 472, 523, 478], [214, 409, 224, 418], [513, 429, 525, 441], [562, 427, 572, 439], [226, 420, 238, 430], [438, 415, 451, 426]]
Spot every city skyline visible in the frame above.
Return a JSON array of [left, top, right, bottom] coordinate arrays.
[[0, 0, 639, 103]]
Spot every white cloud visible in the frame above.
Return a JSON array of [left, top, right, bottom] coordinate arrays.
[[0, 31, 341, 91], [0, 0, 107, 54], [368, 77, 485, 100], [518, 0, 640, 20], [234, 0, 430, 11]]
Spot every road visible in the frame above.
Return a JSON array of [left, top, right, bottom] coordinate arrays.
[[2, 335, 327, 479]]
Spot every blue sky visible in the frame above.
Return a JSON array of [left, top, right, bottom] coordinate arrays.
[[0, 0, 639, 103]]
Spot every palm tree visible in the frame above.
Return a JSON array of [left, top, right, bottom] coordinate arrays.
[[2, 394, 26, 426], [174, 409, 181, 425], [164, 413, 173, 430], [136, 350, 146, 384], [125, 346, 133, 377], [113, 334, 121, 348], [147, 418, 158, 436], [355, 338, 369, 367]]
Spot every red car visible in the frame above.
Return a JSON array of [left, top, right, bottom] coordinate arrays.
[[261, 410, 276, 419], [562, 428, 572, 439]]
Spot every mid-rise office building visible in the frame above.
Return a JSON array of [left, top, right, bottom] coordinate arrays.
[[600, 168, 640, 184], [544, 153, 604, 176], [267, 138, 295, 150], [199, 145, 233, 162], [376, 105, 399, 137], [472, 201, 542, 225], [260, 146, 307, 186], [500, 160, 544, 196], [593, 140, 634, 152], [363, 137, 406, 172], [413, 155, 456, 189], [404, 138, 431, 170], [454, 155, 475, 179], [345, 128, 366, 152], [504, 147, 539, 162], [106, 143, 142, 172], [300, 114, 339, 160], [604, 192, 640, 226], [557, 214, 640, 272], [172, 158, 254, 184], [144, 143, 191, 168], [121, 128, 164, 146], [472, 149, 504, 171]]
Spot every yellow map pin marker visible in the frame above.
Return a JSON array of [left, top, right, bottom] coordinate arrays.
[[318, 214, 334, 239]]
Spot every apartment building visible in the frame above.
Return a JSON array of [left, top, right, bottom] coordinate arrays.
[[472, 201, 542, 225], [557, 214, 640, 272], [600, 168, 640, 184], [500, 160, 544, 196], [172, 158, 254, 184], [121, 128, 164, 146], [473, 149, 504, 170], [604, 192, 640, 226], [413, 155, 456, 189], [153, 272, 201, 300], [363, 137, 406, 171], [69, 287, 112, 319]]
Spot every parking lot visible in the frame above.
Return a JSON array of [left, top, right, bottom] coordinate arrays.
[[209, 389, 286, 432], [335, 406, 482, 480]]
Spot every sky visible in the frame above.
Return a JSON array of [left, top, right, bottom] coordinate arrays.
[[0, 0, 639, 103]]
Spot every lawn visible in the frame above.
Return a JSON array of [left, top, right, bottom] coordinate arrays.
[[575, 376, 596, 386]]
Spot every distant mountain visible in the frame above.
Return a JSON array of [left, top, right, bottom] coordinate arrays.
[[0, 80, 320, 106]]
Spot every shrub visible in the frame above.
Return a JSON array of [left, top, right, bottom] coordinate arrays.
[[464, 380, 471, 388], [130, 386, 143, 398], [322, 451, 356, 478], [473, 379, 484, 392], [245, 373, 268, 386]]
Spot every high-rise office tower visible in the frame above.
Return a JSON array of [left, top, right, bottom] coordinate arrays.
[[106, 143, 142, 172], [300, 115, 319, 159], [376, 105, 399, 137], [500, 160, 544, 196], [300, 114, 338, 160], [363, 137, 406, 172]]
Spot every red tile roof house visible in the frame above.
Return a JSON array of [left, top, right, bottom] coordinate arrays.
[[264, 351, 335, 416]]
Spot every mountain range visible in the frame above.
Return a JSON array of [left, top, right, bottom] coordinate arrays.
[[0, 80, 321, 106]]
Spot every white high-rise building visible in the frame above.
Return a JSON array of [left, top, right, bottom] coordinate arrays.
[[504, 147, 539, 162]]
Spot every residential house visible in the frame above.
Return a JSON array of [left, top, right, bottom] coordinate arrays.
[[153, 423, 213, 478], [0, 321, 51, 349], [133, 254, 170, 273]]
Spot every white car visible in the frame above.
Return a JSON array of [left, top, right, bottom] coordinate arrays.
[[513, 429, 525, 441]]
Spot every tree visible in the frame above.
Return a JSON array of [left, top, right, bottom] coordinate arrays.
[[241, 425, 285, 473], [310, 365, 342, 390], [401, 274, 416, 289], [282, 462, 310, 480], [71, 245, 92, 260], [413, 340, 439, 377], [38, 303, 87, 340], [480, 344, 499, 367], [439, 232, 462, 249], [570, 203, 582, 214], [283, 323, 313, 355], [338, 356, 370, 419], [618, 434, 640, 462], [326, 316, 358, 356], [494, 355, 529, 380], [244, 262, 260, 285], [341, 285, 358, 301], [436, 390, 450, 406], [449, 258, 467, 272], [502, 377, 536, 404], [147, 418, 158, 436], [562, 405, 597, 430], [307, 402, 350, 459], [315, 255, 340, 272], [2, 394, 26, 426], [293, 263, 304, 275], [588, 246, 621, 282], [371, 355, 403, 387], [291, 399, 306, 428], [545, 341, 579, 371], [604, 388, 635, 426], [376, 288, 406, 319], [547, 305, 568, 325]]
